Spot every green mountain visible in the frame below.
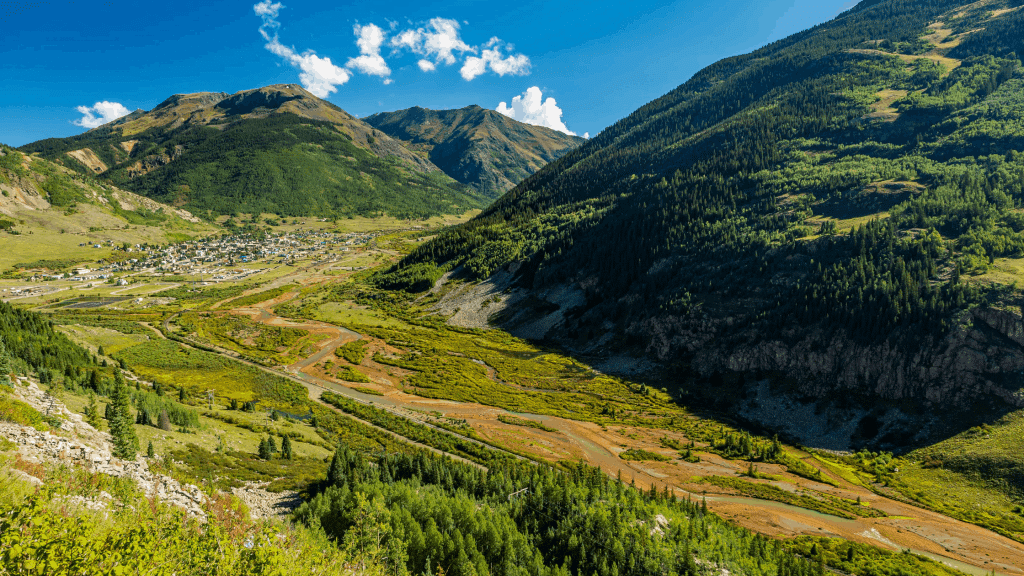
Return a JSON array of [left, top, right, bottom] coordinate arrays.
[[385, 0, 1024, 447], [365, 105, 585, 197], [0, 144, 215, 272], [19, 85, 486, 220]]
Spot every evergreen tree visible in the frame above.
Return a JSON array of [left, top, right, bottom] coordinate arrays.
[[0, 337, 12, 385], [178, 386, 185, 402], [281, 435, 293, 460], [108, 375, 139, 459], [258, 437, 272, 460], [136, 407, 152, 426], [147, 440, 155, 458], [85, 393, 103, 430], [328, 444, 348, 486], [158, 409, 172, 431], [267, 435, 277, 454]]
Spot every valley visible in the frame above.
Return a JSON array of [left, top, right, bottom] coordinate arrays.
[[4, 0, 1024, 574], [6, 219, 1022, 575]]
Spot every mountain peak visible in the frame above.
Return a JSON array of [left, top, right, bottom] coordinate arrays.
[[366, 105, 584, 197]]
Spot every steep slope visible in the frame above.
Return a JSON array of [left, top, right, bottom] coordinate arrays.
[[365, 105, 585, 197], [20, 85, 486, 219], [385, 0, 1024, 448], [0, 145, 214, 271]]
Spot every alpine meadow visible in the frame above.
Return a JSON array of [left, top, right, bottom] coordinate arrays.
[[2, 0, 1024, 575]]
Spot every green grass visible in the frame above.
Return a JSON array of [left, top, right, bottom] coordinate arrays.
[[497, 414, 557, 432], [620, 448, 671, 462], [175, 312, 327, 365], [694, 476, 885, 520], [358, 320, 677, 424], [887, 410, 1024, 542], [58, 324, 151, 355], [333, 365, 370, 383], [113, 339, 309, 410], [312, 301, 405, 327], [214, 284, 295, 309], [160, 443, 327, 492], [0, 388, 56, 431], [350, 386, 383, 396]]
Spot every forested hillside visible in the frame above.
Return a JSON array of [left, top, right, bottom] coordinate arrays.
[[366, 106, 584, 197], [384, 0, 1024, 447], [19, 85, 486, 219]]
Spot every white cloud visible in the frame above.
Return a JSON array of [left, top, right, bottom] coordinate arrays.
[[253, 0, 282, 19], [389, 18, 474, 67], [460, 39, 530, 81], [73, 101, 131, 129], [253, 6, 531, 88], [496, 87, 575, 136], [347, 23, 391, 78], [254, 2, 351, 97]]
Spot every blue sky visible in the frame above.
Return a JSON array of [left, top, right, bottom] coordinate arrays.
[[0, 0, 859, 146]]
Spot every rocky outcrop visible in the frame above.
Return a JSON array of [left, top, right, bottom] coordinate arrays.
[[688, 305, 1024, 409], [231, 483, 303, 520], [0, 380, 208, 519]]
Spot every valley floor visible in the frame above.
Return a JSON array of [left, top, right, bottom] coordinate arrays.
[[7, 222, 1024, 576]]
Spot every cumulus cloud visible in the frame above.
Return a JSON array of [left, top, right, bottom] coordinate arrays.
[[461, 39, 530, 81], [347, 23, 391, 78], [73, 101, 131, 129], [390, 18, 474, 67], [255, 2, 351, 97], [253, 5, 531, 88], [496, 87, 575, 135]]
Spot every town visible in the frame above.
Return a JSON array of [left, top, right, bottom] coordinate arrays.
[[0, 229, 383, 302]]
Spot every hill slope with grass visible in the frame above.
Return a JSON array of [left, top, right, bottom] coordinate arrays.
[[0, 145, 215, 273], [384, 0, 1024, 449], [365, 105, 585, 197], [19, 84, 487, 220]]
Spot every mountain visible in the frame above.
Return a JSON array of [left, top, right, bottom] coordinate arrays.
[[19, 85, 486, 220], [365, 105, 585, 197], [383, 0, 1024, 448], [0, 144, 214, 272]]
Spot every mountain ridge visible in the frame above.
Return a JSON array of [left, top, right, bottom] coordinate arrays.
[[365, 105, 585, 197], [383, 0, 1024, 449], [20, 84, 482, 219]]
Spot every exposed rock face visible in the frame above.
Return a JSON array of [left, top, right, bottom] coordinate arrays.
[[66, 148, 108, 173], [688, 306, 1024, 409], [231, 483, 303, 520], [0, 380, 208, 519], [439, 271, 1024, 449]]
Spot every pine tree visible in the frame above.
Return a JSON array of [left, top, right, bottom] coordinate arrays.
[[157, 409, 172, 431], [281, 435, 293, 460], [178, 386, 185, 402], [86, 394, 103, 430], [268, 435, 277, 454], [258, 437, 272, 460], [108, 376, 139, 459], [328, 445, 347, 486], [0, 337, 12, 385], [147, 440, 155, 458]]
